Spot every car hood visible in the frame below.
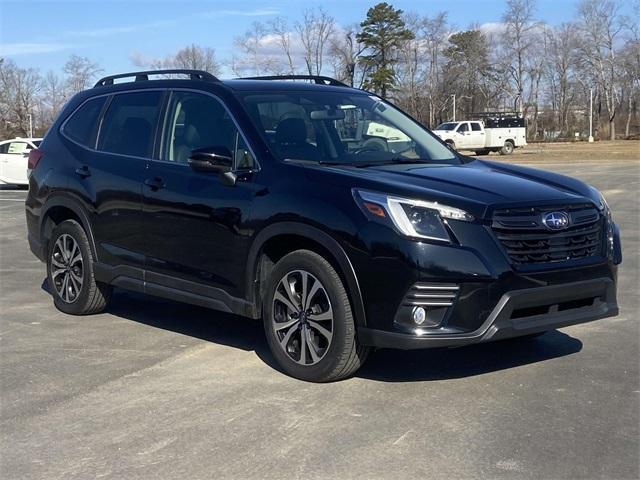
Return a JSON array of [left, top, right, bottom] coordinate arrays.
[[317, 158, 598, 219]]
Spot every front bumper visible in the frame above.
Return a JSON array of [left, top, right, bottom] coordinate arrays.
[[358, 277, 618, 349]]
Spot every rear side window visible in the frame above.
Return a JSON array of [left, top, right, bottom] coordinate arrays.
[[63, 96, 107, 147], [7, 142, 29, 154], [98, 91, 162, 158], [471, 122, 482, 131]]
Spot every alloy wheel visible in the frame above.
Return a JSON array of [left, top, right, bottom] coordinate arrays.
[[272, 270, 334, 366], [51, 234, 84, 303]]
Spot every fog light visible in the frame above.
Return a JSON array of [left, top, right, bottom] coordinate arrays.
[[412, 306, 427, 325]]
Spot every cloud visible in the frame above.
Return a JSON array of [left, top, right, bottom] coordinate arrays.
[[479, 22, 507, 35], [211, 8, 279, 17], [63, 9, 279, 39], [0, 43, 74, 56], [64, 20, 175, 38]]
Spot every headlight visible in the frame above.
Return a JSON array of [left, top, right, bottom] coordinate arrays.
[[354, 190, 474, 242], [590, 187, 615, 255], [598, 191, 615, 255]]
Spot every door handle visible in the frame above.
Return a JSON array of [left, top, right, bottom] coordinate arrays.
[[75, 165, 91, 178], [144, 177, 165, 190]]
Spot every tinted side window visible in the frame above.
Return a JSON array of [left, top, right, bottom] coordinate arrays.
[[63, 96, 107, 147], [457, 123, 469, 133], [161, 91, 255, 169], [98, 91, 162, 158], [0, 143, 9, 154], [471, 122, 482, 131]]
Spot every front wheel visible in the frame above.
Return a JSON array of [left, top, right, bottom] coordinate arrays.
[[263, 250, 369, 382]]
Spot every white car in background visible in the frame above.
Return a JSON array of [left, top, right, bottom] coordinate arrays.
[[0, 137, 42, 186]]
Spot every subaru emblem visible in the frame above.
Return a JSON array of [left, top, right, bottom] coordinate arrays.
[[542, 211, 570, 230]]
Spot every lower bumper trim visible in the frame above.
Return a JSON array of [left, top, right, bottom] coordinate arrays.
[[359, 277, 618, 350]]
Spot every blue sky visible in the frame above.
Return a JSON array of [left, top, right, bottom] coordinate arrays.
[[0, 0, 632, 77]]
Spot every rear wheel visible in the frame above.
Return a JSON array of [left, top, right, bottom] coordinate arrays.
[[47, 220, 111, 315], [499, 140, 514, 155], [263, 250, 369, 382]]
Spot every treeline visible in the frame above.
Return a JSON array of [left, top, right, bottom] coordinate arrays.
[[1, 0, 638, 141]]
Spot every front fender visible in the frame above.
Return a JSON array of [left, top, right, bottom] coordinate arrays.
[[245, 221, 367, 327]]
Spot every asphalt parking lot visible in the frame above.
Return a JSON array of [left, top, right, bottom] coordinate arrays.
[[1, 158, 638, 479]]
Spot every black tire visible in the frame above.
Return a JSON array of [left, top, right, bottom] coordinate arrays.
[[263, 250, 369, 382], [446, 140, 456, 151], [499, 140, 515, 155], [363, 137, 387, 151], [47, 219, 111, 315]]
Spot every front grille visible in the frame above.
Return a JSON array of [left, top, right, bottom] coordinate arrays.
[[492, 204, 603, 265], [402, 283, 459, 307]]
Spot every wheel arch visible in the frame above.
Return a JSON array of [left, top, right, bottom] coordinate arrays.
[[40, 195, 98, 260], [246, 222, 367, 327]]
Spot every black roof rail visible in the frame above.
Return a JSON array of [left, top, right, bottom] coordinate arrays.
[[94, 69, 219, 88], [239, 75, 349, 87]]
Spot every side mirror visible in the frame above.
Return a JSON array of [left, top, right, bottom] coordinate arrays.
[[188, 146, 237, 186], [188, 146, 233, 173]]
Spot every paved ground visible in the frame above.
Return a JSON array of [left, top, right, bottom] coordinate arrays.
[[1, 156, 638, 479]]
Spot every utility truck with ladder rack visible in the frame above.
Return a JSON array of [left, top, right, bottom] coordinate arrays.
[[433, 114, 526, 156]]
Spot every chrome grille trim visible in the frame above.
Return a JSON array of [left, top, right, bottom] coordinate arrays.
[[403, 283, 459, 307]]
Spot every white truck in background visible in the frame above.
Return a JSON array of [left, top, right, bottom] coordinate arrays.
[[433, 116, 526, 155]]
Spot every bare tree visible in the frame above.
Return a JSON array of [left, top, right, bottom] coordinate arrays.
[[133, 44, 221, 75], [576, 0, 624, 140], [234, 22, 275, 75], [0, 59, 42, 137], [329, 26, 366, 87], [395, 12, 450, 126], [173, 45, 221, 74], [63, 55, 102, 94], [619, 40, 640, 137], [269, 17, 296, 74], [42, 71, 66, 124], [295, 8, 335, 76], [545, 24, 580, 136], [500, 0, 540, 114]]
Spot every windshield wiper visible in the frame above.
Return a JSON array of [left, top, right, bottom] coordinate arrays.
[[351, 158, 431, 168]]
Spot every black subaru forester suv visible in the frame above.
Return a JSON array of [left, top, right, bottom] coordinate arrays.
[[26, 70, 622, 382]]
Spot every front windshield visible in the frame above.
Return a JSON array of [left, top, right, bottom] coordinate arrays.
[[435, 123, 457, 131], [241, 91, 458, 165]]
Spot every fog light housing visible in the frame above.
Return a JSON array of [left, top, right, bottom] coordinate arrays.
[[394, 283, 459, 331], [412, 306, 427, 325]]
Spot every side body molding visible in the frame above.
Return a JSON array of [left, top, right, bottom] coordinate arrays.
[[246, 222, 367, 327]]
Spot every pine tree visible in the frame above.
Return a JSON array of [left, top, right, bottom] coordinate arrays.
[[356, 2, 414, 97]]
